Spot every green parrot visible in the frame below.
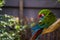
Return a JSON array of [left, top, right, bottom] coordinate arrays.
[[31, 9, 56, 40], [38, 9, 56, 28]]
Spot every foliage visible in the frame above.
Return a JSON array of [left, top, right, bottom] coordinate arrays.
[[58, 0, 60, 2], [0, 14, 21, 40], [0, 0, 4, 7]]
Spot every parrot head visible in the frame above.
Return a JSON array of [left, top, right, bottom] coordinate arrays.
[[38, 9, 56, 28]]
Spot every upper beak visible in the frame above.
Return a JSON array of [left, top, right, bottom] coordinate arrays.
[[39, 20, 42, 24]]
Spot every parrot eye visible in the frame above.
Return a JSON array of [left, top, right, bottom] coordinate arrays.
[[41, 14, 44, 16], [38, 14, 44, 17], [38, 14, 45, 19]]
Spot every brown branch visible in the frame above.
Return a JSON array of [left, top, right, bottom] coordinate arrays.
[[42, 19, 60, 35]]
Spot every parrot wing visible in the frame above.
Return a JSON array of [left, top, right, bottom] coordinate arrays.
[[42, 19, 60, 35], [30, 29, 43, 40]]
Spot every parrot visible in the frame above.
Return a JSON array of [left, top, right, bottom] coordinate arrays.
[[31, 9, 56, 40]]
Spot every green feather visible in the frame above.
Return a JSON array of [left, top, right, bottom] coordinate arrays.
[[38, 9, 56, 28]]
